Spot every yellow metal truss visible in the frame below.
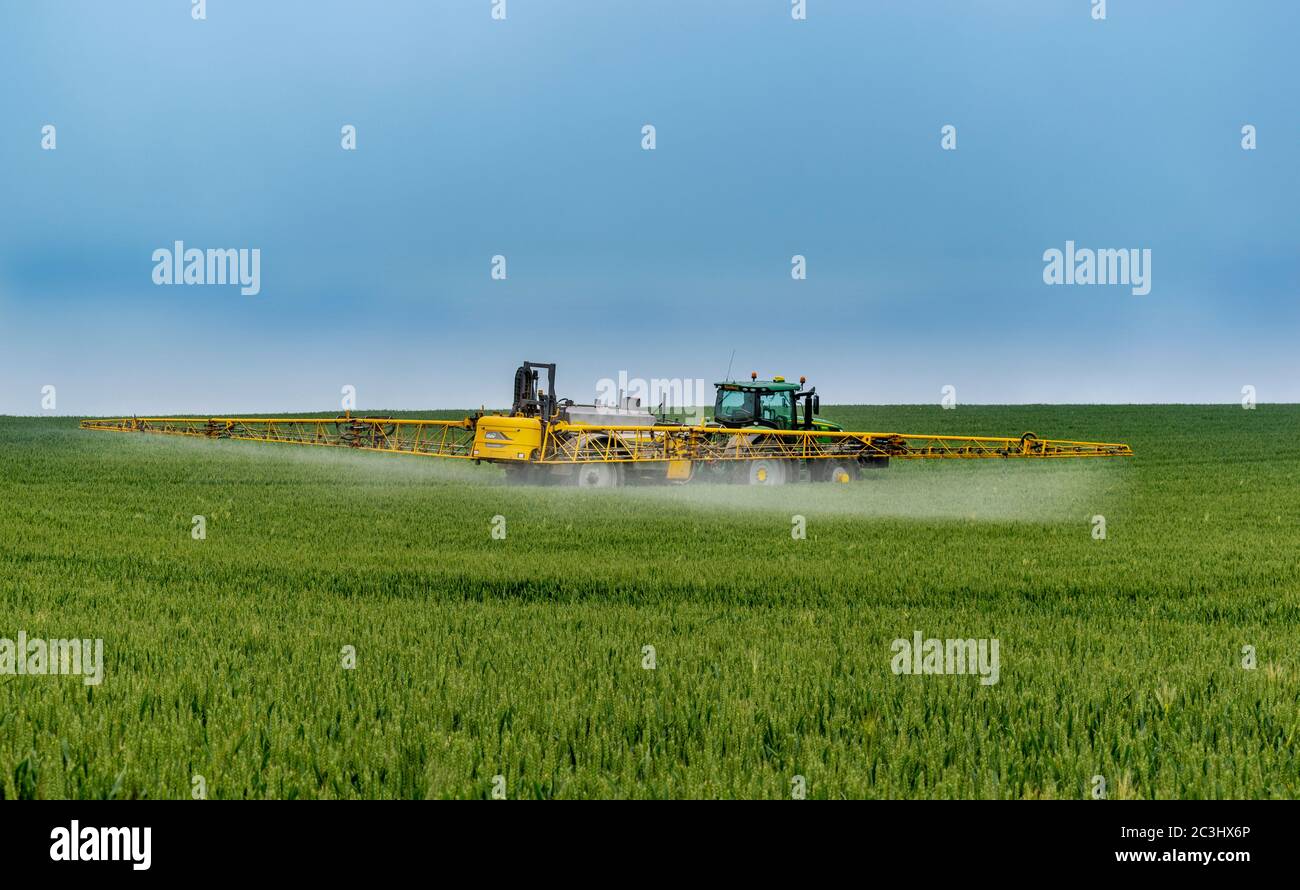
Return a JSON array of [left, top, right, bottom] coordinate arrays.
[[81, 415, 1131, 465], [539, 423, 1130, 463], [79, 416, 477, 459]]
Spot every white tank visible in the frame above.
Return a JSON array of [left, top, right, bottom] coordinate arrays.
[[565, 396, 658, 427]]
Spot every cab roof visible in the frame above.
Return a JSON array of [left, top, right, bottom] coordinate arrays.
[[714, 380, 802, 393]]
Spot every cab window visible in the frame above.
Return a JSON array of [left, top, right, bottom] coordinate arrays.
[[759, 391, 793, 426], [715, 389, 755, 422]]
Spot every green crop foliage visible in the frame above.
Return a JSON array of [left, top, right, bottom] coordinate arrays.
[[2, 405, 1298, 799]]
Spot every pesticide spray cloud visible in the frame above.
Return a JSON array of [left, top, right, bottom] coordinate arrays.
[[594, 460, 1128, 524]]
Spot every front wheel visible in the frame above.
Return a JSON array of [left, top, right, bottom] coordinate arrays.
[[743, 458, 788, 486], [503, 463, 540, 485]]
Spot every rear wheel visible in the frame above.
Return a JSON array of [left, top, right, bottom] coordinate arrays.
[[822, 460, 857, 484], [575, 463, 623, 488]]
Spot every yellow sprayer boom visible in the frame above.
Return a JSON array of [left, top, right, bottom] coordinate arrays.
[[80, 362, 1130, 486]]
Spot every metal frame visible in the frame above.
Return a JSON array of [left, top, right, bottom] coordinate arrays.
[[80, 416, 477, 459], [81, 415, 1131, 468], [539, 424, 1131, 464]]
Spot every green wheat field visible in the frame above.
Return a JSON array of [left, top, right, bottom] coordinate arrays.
[[2, 405, 1298, 799]]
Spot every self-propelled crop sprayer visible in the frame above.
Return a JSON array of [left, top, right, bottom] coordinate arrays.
[[80, 361, 1132, 486]]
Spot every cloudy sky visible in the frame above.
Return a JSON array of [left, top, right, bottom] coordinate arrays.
[[1, 1, 1295, 414]]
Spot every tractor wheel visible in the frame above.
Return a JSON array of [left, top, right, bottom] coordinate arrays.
[[575, 463, 623, 488], [822, 460, 857, 484], [744, 458, 788, 486], [503, 463, 539, 485], [696, 461, 732, 484]]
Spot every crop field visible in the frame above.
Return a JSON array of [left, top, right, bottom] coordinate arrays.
[[2, 405, 1298, 799]]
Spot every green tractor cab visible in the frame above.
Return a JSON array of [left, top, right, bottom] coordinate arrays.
[[711, 373, 842, 432]]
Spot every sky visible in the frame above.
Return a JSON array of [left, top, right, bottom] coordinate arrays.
[[0, 1, 1296, 415]]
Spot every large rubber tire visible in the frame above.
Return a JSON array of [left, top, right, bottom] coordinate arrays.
[[821, 460, 857, 484], [696, 461, 732, 484], [744, 458, 788, 486], [503, 463, 539, 485], [574, 463, 623, 488]]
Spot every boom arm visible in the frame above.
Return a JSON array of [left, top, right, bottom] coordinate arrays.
[[80, 416, 478, 459], [81, 416, 1130, 463]]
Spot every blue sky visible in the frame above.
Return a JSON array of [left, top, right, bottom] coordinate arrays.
[[1, 1, 1296, 414]]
